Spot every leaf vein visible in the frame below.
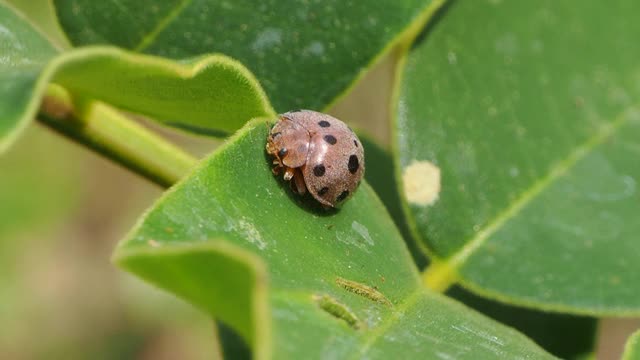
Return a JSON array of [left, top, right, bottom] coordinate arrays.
[[423, 106, 639, 291], [133, 0, 191, 52], [352, 289, 423, 359]]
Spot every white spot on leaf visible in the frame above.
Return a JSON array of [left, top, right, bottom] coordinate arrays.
[[351, 221, 373, 246], [251, 28, 282, 52], [236, 218, 266, 250], [335, 222, 375, 251], [303, 41, 325, 56], [447, 51, 457, 65], [403, 160, 441, 206]]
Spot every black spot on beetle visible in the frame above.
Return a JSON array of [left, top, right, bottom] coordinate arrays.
[[318, 120, 331, 127], [313, 164, 326, 177], [324, 134, 337, 145], [318, 187, 329, 196], [348, 155, 359, 174], [353, 140, 358, 147], [271, 131, 282, 138], [337, 190, 350, 202], [278, 148, 288, 158]]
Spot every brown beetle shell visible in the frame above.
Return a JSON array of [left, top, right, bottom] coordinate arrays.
[[266, 110, 365, 207]]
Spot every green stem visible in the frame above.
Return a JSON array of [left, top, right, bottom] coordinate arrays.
[[38, 84, 198, 188]]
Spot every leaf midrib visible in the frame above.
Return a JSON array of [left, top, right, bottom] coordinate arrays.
[[271, 286, 424, 358], [351, 288, 423, 359], [133, 0, 191, 52], [423, 104, 640, 291]]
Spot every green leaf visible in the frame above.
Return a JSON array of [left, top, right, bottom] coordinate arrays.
[[52, 48, 275, 135], [5, 0, 69, 48], [114, 119, 554, 359], [394, 0, 640, 314], [52, 0, 445, 111], [448, 286, 597, 359], [623, 329, 640, 360], [216, 321, 251, 360], [117, 243, 269, 354], [1, 2, 274, 153], [0, 1, 59, 153]]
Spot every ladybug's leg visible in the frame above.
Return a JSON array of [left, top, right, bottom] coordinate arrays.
[[268, 139, 284, 175], [271, 160, 283, 175], [283, 167, 295, 181], [291, 168, 307, 195]]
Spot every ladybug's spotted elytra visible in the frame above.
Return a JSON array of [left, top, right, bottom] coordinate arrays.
[[266, 110, 365, 208]]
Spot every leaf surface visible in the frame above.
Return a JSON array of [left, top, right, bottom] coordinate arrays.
[[52, 0, 443, 111], [114, 120, 554, 359], [5, 0, 68, 47], [448, 286, 597, 359], [52, 48, 275, 135], [0, 2, 274, 151], [0, 2, 58, 152], [623, 329, 640, 360], [394, 0, 640, 314]]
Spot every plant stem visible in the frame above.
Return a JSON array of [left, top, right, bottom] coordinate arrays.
[[38, 84, 198, 188]]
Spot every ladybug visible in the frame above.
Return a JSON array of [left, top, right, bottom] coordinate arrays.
[[266, 110, 365, 207]]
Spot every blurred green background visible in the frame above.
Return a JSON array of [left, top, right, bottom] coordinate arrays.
[[1, 2, 220, 359], [1, 125, 219, 360]]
